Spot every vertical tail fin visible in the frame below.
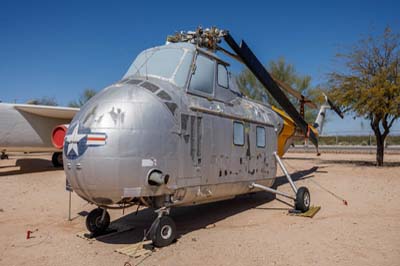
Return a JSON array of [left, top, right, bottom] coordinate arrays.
[[313, 94, 344, 135], [313, 94, 330, 134]]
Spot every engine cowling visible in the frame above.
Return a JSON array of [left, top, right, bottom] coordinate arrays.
[[51, 124, 69, 149]]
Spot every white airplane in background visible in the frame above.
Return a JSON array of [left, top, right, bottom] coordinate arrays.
[[0, 103, 78, 167]]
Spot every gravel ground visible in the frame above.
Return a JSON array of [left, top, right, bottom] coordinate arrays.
[[0, 152, 399, 266]]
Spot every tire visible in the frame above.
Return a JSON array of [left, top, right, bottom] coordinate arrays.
[[85, 208, 110, 235], [52, 152, 63, 168], [1, 154, 8, 160], [295, 187, 310, 212], [151, 216, 176, 247]]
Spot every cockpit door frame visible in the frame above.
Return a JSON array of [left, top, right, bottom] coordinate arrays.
[[186, 51, 217, 100]]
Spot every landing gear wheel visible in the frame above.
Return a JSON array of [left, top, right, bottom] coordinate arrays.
[[151, 216, 176, 247], [52, 152, 63, 167], [295, 187, 310, 212], [85, 208, 110, 235], [1, 153, 8, 160]]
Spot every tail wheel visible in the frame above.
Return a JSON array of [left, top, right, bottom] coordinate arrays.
[[151, 216, 176, 247], [51, 152, 63, 167], [86, 208, 110, 235], [295, 187, 310, 212]]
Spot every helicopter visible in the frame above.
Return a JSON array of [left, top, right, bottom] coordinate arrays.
[[60, 27, 340, 247]]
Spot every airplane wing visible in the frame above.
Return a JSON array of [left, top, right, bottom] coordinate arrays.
[[13, 103, 79, 119], [0, 103, 79, 153]]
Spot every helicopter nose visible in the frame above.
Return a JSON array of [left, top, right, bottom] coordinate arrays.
[[63, 81, 178, 205]]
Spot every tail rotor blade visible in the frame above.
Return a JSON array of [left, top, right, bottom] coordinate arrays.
[[327, 97, 344, 119]]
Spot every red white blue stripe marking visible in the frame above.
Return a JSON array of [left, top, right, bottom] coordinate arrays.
[[86, 133, 107, 146]]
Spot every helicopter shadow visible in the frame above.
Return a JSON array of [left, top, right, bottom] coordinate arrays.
[[96, 166, 319, 246], [101, 192, 277, 245], [283, 156, 317, 161], [321, 159, 400, 167], [0, 158, 61, 176], [272, 166, 318, 188]]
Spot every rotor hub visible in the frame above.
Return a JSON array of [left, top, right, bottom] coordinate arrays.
[[167, 26, 227, 51]]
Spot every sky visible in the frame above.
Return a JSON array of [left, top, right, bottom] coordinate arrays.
[[0, 0, 399, 135]]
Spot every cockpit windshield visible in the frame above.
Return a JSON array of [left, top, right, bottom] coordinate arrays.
[[123, 45, 194, 88]]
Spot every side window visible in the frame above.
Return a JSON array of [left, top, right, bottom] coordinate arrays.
[[256, 126, 266, 148], [217, 64, 228, 88], [233, 122, 244, 146], [189, 54, 215, 94]]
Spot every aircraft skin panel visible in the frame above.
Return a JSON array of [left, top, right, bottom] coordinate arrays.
[[0, 103, 72, 152]]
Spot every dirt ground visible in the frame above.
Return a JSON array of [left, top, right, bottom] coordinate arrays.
[[0, 152, 399, 266]]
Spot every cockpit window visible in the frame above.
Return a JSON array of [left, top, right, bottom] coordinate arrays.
[[189, 54, 215, 95], [217, 64, 228, 88], [124, 47, 193, 88]]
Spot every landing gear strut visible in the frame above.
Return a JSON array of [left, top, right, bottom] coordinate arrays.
[[149, 207, 176, 247], [251, 152, 311, 212], [52, 152, 63, 167], [86, 208, 110, 235]]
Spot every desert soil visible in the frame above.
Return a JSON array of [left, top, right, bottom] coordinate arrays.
[[0, 152, 399, 266]]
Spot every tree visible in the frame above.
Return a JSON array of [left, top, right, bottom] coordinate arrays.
[[269, 58, 322, 123], [329, 27, 400, 166], [236, 67, 266, 102], [68, 88, 97, 107], [269, 57, 298, 90], [26, 97, 58, 106]]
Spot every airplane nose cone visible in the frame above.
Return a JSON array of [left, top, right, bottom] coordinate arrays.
[[63, 80, 178, 205]]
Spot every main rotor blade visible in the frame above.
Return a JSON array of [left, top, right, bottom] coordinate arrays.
[[223, 33, 318, 148]]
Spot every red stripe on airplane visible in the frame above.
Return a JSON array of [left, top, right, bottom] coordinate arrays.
[[87, 137, 106, 141]]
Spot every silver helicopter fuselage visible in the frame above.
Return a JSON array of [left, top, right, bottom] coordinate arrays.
[[64, 42, 283, 209]]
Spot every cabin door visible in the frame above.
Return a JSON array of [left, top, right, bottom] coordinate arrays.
[[177, 113, 203, 187], [246, 123, 258, 179], [247, 124, 276, 181], [251, 124, 270, 180]]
